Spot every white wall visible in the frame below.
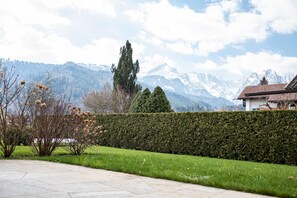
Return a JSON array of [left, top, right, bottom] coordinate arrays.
[[245, 100, 277, 111]]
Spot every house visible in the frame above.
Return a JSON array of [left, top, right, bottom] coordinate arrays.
[[238, 75, 297, 111]]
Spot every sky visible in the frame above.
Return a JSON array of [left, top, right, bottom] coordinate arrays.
[[0, 0, 297, 80]]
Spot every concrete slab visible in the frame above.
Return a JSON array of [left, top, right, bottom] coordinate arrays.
[[0, 160, 274, 198]]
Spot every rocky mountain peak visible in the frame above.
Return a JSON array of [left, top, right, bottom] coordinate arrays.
[[1, 58, 295, 111], [147, 64, 180, 79]]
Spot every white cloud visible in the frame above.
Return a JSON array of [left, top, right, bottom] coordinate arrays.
[[194, 51, 297, 78], [0, 32, 143, 66], [71, 38, 123, 65], [0, 0, 70, 29], [39, 0, 117, 17], [131, 42, 145, 61], [0, 0, 124, 64], [166, 41, 194, 55], [251, 0, 297, 34], [137, 31, 165, 48], [126, 0, 297, 55], [0, 0, 116, 30], [195, 60, 220, 71], [0, 25, 70, 63], [0, 0, 296, 81], [223, 51, 297, 75]]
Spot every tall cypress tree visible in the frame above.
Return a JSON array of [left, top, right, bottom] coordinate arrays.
[[111, 40, 141, 95], [111, 40, 141, 112], [145, 86, 172, 113]]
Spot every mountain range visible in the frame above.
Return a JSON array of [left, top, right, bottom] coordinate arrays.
[[0, 58, 295, 111]]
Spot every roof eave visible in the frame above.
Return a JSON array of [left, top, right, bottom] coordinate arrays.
[[285, 75, 297, 89], [245, 88, 297, 97]]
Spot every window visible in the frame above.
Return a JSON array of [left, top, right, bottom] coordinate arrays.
[[289, 103, 296, 110]]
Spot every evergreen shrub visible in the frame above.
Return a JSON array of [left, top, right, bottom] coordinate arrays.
[[96, 111, 297, 165]]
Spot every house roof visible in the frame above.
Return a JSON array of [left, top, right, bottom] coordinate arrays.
[[238, 74, 297, 102], [268, 93, 297, 102], [285, 75, 297, 90], [237, 84, 287, 99]]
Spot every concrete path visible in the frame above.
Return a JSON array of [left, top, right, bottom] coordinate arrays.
[[0, 160, 273, 198]]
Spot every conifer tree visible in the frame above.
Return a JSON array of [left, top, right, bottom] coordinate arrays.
[[259, 76, 268, 85], [137, 88, 151, 112], [111, 40, 141, 112], [111, 40, 141, 95], [145, 86, 172, 113], [129, 88, 151, 113], [128, 91, 142, 113]]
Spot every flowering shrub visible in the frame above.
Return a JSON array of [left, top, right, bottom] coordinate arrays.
[[65, 107, 104, 155], [21, 81, 70, 156], [15, 81, 104, 156], [0, 69, 105, 157]]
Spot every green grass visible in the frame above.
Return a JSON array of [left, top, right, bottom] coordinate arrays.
[[3, 146, 297, 197]]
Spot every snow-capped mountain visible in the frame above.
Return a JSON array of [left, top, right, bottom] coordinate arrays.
[[139, 64, 235, 108], [140, 64, 294, 107], [181, 72, 238, 101], [77, 62, 110, 72], [139, 64, 238, 104], [239, 69, 283, 89], [147, 64, 180, 79], [1, 58, 294, 111], [234, 69, 293, 99]]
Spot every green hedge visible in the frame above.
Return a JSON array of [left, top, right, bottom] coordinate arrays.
[[96, 111, 297, 165]]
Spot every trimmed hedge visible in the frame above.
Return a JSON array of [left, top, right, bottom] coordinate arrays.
[[96, 111, 297, 165]]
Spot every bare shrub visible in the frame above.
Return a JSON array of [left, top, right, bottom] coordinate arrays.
[[83, 84, 113, 113], [83, 83, 131, 113], [111, 85, 131, 113], [0, 66, 27, 158]]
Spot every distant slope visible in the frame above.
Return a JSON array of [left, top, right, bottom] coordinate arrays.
[[1, 60, 112, 106], [1, 58, 294, 111]]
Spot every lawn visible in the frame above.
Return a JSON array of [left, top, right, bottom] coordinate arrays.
[[3, 146, 297, 198]]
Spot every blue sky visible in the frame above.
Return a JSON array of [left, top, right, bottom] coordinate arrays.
[[0, 0, 297, 80]]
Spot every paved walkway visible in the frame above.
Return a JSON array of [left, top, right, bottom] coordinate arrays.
[[0, 160, 273, 198]]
